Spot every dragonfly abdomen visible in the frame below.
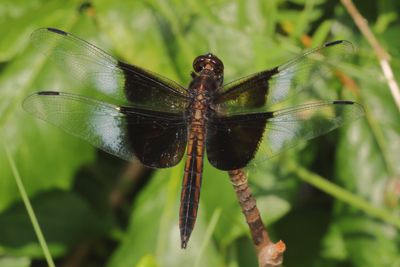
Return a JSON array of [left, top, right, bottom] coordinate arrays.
[[179, 75, 210, 249], [179, 125, 205, 249]]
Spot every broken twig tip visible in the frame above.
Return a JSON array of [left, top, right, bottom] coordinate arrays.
[[258, 240, 286, 267]]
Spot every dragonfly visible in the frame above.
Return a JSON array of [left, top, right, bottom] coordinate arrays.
[[23, 28, 364, 249]]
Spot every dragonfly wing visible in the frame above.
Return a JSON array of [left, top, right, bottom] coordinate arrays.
[[206, 100, 364, 170], [213, 40, 354, 114], [31, 28, 189, 113], [23, 91, 188, 168]]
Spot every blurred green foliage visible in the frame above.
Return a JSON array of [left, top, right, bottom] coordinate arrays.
[[0, 0, 399, 266]]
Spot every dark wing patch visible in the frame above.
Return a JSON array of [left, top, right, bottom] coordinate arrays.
[[206, 113, 271, 170], [118, 61, 189, 112], [120, 106, 188, 168]]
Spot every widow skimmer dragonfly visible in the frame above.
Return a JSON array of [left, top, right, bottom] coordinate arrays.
[[23, 28, 364, 249]]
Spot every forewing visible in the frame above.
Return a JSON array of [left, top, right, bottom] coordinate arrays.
[[213, 40, 354, 114], [206, 101, 364, 170], [31, 28, 189, 112], [23, 91, 187, 168]]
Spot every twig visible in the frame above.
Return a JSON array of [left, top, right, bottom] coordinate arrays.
[[228, 169, 286, 267], [341, 0, 400, 111]]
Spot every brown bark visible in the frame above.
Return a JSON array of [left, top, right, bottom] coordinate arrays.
[[228, 169, 286, 267]]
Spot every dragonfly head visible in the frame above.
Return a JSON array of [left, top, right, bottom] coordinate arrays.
[[193, 53, 224, 85]]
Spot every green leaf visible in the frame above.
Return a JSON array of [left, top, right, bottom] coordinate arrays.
[[0, 2, 77, 62], [0, 5, 97, 212], [336, 216, 400, 267], [333, 28, 400, 266], [0, 190, 110, 258], [107, 166, 222, 267], [0, 256, 30, 267]]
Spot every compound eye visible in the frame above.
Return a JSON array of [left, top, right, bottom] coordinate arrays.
[[193, 57, 205, 73]]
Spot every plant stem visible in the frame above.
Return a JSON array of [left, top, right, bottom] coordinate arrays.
[[287, 159, 400, 229], [228, 169, 285, 267], [5, 145, 56, 267], [341, 0, 400, 111]]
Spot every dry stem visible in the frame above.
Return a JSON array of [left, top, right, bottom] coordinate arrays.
[[228, 169, 286, 267], [341, 0, 400, 111]]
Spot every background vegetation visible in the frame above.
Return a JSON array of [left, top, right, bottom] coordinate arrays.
[[0, 0, 399, 266]]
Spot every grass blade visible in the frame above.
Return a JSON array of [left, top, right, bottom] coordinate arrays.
[[4, 145, 56, 267]]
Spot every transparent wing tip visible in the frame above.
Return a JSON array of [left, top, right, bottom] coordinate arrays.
[[324, 39, 355, 54], [332, 100, 365, 121], [22, 91, 59, 119]]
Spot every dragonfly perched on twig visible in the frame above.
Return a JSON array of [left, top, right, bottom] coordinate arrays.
[[23, 28, 364, 248]]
